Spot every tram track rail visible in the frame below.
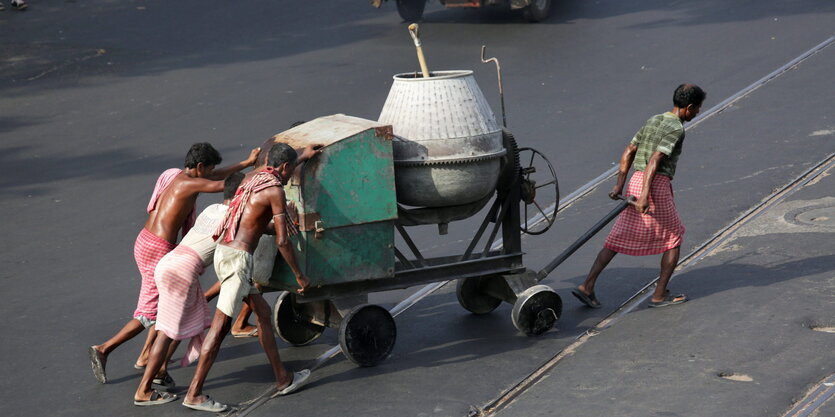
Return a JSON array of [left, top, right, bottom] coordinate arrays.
[[232, 35, 835, 417]]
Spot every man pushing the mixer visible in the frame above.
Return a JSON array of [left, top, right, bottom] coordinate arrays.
[[572, 84, 706, 309], [182, 143, 316, 412]]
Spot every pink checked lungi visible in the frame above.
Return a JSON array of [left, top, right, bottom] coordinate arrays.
[[155, 245, 211, 366], [603, 171, 685, 256], [133, 228, 176, 323]]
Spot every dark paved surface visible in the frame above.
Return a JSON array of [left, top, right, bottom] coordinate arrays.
[[1, 1, 834, 416]]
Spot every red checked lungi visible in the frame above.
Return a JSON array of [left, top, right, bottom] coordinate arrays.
[[603, 171, 685, 256], [131, 168, 195, 324], [154, 245, 211, 366], [133, 228, 177, 323]]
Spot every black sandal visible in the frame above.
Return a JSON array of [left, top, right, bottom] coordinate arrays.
[[648, 294, 687, 308], [571, 289, 602, 309]]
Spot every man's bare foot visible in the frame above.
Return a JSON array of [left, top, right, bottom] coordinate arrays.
[[648, 293, 687, 308], [571, 286, 601, 309], [134, 390, 178, 406], [182, 395, 227, 412], [272, 369, 311, 397], [134, 388, 157, 402], [134, 355, 148, 369], [231, 325, 258, 338], [276, 372, 294, 392], [183, 394, 209, 406]]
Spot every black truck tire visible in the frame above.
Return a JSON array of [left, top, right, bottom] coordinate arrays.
[[396, 0, 426, 21], [523, 0, 551, 22]]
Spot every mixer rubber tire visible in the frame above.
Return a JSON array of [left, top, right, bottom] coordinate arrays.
[[339, 304, 397, 367], [273, 291, 326, 346], [456, 276, 503, 315]]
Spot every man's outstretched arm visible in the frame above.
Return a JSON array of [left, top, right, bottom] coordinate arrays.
[[296, 144, 324, 164], [209, 147, 261, 180], [270, 188, 309, 294]]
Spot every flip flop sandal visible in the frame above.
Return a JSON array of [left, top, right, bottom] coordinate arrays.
[[182, 396, 229, 412], [152, 373, 175, 388], [272, 369, 311, 397], [571, 289, 602, 309], [88, 346, 107, 384], [232, 328, 259, 338], [134, 390, 178, 406], [648, 294, 688, 308]]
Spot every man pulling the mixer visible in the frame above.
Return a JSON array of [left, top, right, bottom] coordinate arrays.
[[572, 83, 706, 309]]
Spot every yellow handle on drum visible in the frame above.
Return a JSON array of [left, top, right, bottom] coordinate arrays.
[[408, 23, 430, 78]]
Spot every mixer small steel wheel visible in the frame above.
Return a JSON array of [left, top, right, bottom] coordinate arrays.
[[511, 285, 562, 336], [273, 291, 326, 346], [339, 304, 397, 367], [518, 147, 559, 235], [456, 276, 503, 314]]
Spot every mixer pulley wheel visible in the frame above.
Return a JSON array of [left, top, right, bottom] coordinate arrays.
[[517, 147, 559, 235]]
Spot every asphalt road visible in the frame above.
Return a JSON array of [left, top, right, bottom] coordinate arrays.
[[1, 1, 834, 416]]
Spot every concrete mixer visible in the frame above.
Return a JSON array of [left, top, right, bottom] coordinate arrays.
[[257, 73, 567, 367], [257, 34, 629, 367]]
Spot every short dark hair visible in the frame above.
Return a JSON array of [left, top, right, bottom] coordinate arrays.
[[673, 84, 706, 108], [184, 143, 222, 169], [267, 143, 298, 168], [290, 120, 307, 128], [223, 172, 245, 200]]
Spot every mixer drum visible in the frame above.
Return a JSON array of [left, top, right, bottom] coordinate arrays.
[[379, 70, 506, 208]]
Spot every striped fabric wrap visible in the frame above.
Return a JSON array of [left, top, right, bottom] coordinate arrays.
[[154, 245, 211, 367], [214, 170, 281, 243], [133, 228, 177, 322], [603, 171, 685, 256]]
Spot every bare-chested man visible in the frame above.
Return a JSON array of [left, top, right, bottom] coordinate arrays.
[[182, 143, 313, 412], [203, 134, 322, 338], [89, 142, 259, 386]]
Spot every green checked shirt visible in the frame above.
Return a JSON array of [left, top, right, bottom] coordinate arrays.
[[630, 112, 685, 180]]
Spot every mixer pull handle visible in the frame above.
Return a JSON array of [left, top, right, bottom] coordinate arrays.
[[614, 194, 638, 205], [535, 195, 635, 281]]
